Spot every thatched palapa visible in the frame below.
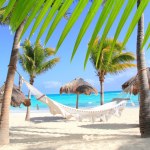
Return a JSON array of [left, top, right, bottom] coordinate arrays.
[[122, 68, 150, 95], [60, 78, 98, 109], [0, 84, 30, 107]]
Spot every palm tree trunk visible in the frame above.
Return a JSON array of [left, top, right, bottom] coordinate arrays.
[[137, 0, 150, 138], [98, 71, 104, 105], [0, 21, 25, 145], [76, 94, 79, 109], [100, 80, 104, 105], [25, 77, 34, 121]]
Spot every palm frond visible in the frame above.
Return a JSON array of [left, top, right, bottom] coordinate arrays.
[[29, 0, 55, 39], [90, 37, 136, 75], [55, 0, 89, 52], [37, 57, 60, 74], [0, 0, 6, 9], [108, 63, 136, 75], [0, 7, 11, 25], [107, 0, 136, 64], [71, 0, 103, 61], [19, 54, 34, 75], [85, 0, 115, 68], [19, 39, 60, 78], [45, 0, 74, 44], [36, 0, 62, 42], [3, 0, 150, 65], [34, 42, 45, 66], [95, 0, 125, 67], [2, 0, 15, 22], [22, 39, 34, 58], [112, 52, 136, 64], [148, 43, 150, 49], [122, 0, 149, 49], [44, 48, 55, 56], [20, 0, 45, 40]]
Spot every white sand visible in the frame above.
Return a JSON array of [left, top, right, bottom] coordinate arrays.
[[0, 108, 150, 150]]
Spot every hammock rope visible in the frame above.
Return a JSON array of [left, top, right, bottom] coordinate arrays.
[[19, 76, 127, 122]]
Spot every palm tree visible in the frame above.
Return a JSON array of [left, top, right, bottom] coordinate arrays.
[[0, 8, 9, 118], [0, 6, 26, 144], [0, 2, 61, 144], [19, 39, 60, 121], [90, 37, 136, 105], [0, 21, 25, 145], [0, 0, 149, 145], [137, 0, 150, 138]]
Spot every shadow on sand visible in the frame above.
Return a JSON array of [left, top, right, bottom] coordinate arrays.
[[30, 116, 65, 123], [10, 127, 141, 150], [79, 123, 139, 130], [9, 122, 142, 150]]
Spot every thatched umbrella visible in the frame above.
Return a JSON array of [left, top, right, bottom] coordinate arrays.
[[0, 84, 30, 107], [60, 78, 98, 109], [122, 68, 150, 95]]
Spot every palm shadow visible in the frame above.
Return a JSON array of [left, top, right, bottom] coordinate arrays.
[[9, 125, 141, 150], [30, 116, 65, 123], [79, 123, 139, 130]]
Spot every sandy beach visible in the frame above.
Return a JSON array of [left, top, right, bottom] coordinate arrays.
[[0, 108, 150, 150]]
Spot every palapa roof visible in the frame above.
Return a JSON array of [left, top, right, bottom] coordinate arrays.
[[60, 78, 98, 95], [0, 84, 27, 107], [122, 68, 150, 95]]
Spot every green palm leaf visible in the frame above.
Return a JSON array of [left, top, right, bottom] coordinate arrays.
[[0, 7, 5, 15], [2, 0, 16, 22], [107, 0, 136, 64], [19, 39, 60, 77], [71, 0, 103, 61], [122, 0, 150, 49], [23, 54, 35, 66], [142, 23, 150, 49], [10, 0, 36, 31], [2, 0, 149, 62], [44, 48, 55, 56], [84, 0, 115, 68], [90, 37, 135, 73], [109, 63, 136, 74], [29, 0, 54, 38], [20, 0, 45, 40], [45, 0, 73, 44], [95, 0, 125, 67], [112, 52, 136, 64], [37, 58, 60, 74], [148, 43, 150, 49], [55, 0, 89, 53], [0, 0, 6, 9], [36, 0, 62, 42]]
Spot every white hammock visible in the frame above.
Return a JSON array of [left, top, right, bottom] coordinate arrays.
[[22, 79, 127, 122]]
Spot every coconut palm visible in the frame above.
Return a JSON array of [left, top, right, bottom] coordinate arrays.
[[137, 0, 150, 138], [0, 6, 26, 144], [0, 2, 61, 144], [19, 39, 60, 121], [0, 21, 25, 145], [0, 0, 149, 145], [90, 37, 136, 105]]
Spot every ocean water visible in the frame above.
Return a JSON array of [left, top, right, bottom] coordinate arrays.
[[10, 91, 139, 111]]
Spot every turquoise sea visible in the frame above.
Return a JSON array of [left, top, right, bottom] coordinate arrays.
[[11, 91, 139, 111]]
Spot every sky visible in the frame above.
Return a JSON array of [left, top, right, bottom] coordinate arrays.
[[0, 2, 150, 94]]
